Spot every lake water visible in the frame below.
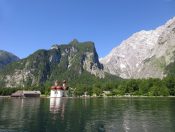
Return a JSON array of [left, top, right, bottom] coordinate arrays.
[[0, 97, 175, 132]]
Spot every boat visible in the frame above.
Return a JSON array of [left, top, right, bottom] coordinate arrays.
[[50, 80, 68, 98]]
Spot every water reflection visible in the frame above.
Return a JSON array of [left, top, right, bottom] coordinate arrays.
[[49, 98, 67, 120], [84, 98, 175, 132], [0, 98, 40, 131], [0, 97, 175, 132]]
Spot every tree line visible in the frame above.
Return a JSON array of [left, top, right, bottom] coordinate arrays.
[[73, 76, 175, 96], [0, 76, 175, 96]]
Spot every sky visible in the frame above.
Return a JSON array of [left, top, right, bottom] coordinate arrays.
[[0, 0, 175, 59]]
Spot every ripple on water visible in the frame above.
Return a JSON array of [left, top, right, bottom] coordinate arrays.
[[0, 97, 175, 132]]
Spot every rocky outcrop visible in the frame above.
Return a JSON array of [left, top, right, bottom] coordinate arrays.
[[100, 17, 175, 79], [0, 40, 104, 87]]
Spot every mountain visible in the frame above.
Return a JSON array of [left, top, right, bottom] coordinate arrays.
[[0, 50, 20, 69], [100, 17, 175, 79], [0, 40, 108, 88]]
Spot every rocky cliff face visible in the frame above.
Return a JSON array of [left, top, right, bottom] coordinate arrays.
[[0, 50, 20, 69], [100, 17, 175, 79], [0, 40, 104, 87]]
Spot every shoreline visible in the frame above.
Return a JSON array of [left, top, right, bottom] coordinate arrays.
[[1, 95, 175, 98], [0, 96, 10, 98], [0, 95, 175, 98]]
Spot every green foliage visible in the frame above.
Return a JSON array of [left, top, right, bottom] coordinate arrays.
[[152, 56, 166, 69], [163, 76, 175, 95], [92, 87, 102, 96], [0, 74, 175, 97], [0, 41, 175, 97], [164, 56, 175, 77], [0, 50, 19, 69], [0, 88, 21, 96]]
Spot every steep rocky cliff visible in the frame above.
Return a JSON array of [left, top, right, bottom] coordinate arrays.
[[100, 17, 175, 79], [0, 50, 20, 69], [0, 40, 105, 87]]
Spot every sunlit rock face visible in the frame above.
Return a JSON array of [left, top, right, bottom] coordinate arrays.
[[0, 40, 104, 87], [100, 17, 175, 79]]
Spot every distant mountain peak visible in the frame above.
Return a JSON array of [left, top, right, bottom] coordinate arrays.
[[50, 44, 60, 50], [0, 50, 20, 69], [164, 16, 175, 27], [100, 17, 175, 79], [0, 40, 105, 88], [69, 39, 79, 45]]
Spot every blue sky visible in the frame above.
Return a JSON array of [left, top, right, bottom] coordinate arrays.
[[0, 0, 175, 58]]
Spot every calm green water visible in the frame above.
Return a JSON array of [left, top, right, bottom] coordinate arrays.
[[0, 97, 175, 132]]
